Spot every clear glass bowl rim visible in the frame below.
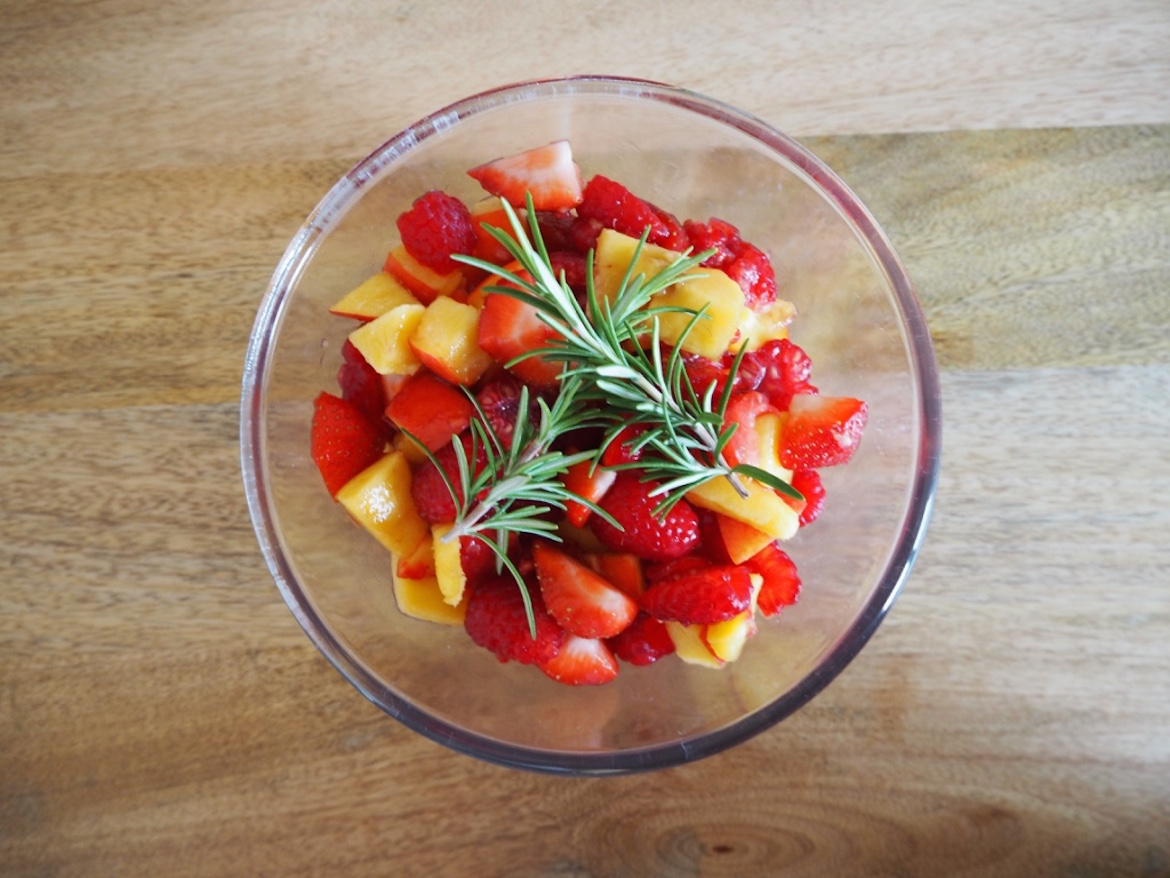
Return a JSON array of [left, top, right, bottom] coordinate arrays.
[[240, 75, 943, 775]]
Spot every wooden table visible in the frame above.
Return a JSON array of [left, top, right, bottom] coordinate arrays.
[[3, 1, 1168, 874]]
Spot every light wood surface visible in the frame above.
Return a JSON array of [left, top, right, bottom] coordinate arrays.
[[3, 1, 1169, 875]]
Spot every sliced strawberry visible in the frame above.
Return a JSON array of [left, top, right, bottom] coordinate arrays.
[[396, 190, 476, 274], [476, 268, 564, 389], [464, 575, 566, 665], [310, 392, 386, 497], [562, 459, 617, 528], [747, 543, 802, 616], [384, 372, 474, 452], [787, 468, 825, 527], [532, 543, 638, 639], [467, 140, 584, 211], [589, 473, 700, 562], [640, 564, 754, 625], [337, 339, 387, 426], [720, 391, 779, 469], [607, 611, 675, 666], [778, 395, 868, 469], [600, 424, 646, 467], [539, 635, 618, 685]]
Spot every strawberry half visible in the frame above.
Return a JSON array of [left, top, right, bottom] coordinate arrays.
[[539, 634, 619, 686], [464, 575, 566, 666], [720, 390, 779, 469], [467, 140, 584, 211], [588, 473, 700, 562], [778, 395, 868, 469], [532, 543, 638, 639], [607, 611, 675, 666], [337, 339, 387, 426], [310, 392, 386, 497], [640, 564, 754, 625], [476, 267, 564, 389], [384, 371, 474, 452], [747, 543, 802, 616], [561, 459, 617, 528]]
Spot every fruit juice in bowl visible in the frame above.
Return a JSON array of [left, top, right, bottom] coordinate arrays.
[[242, 77, 941, 774]]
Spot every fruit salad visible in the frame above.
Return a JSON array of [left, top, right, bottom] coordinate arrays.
[[310, 140, 868, 685]]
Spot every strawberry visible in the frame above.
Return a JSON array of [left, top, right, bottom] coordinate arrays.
[[396, 190, 476, 274], [464, 575, 566, 665], [607, 611, 675, 666], [788, 468, 825, 527], [384, 372, 474, 452], [467, 140, 584, 211], [337, 339, 387, 426], [310, 392, 386, 497], [476, 270, 565, 389], [410, 434, 487, 524], [532, 543, 638, 639], [720, 391, 779, 469], [539, 634, 619, 685], [640, 563, 755, 625], [751, 339, 817, 411], [600, 424, 646, 467], [562, 459, 617, 528], [588, 473, 700, 561], [747, 543, 801, 616], [778, 395, 868, 469], [577, 175, 677, 248]]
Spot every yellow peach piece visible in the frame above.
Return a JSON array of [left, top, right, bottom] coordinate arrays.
[[336, 451, 429, 557], [665, 621, 723, 668], [409, 297, 494, 386], [329, 272, 420, 321], [347, 303, 426, 375], [687, 474, 800, 542], [431, 523, 468, 607], [392, 573, 467, 626]]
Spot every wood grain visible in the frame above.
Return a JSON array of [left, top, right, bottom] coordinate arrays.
[[2, 1, 1169, 875]]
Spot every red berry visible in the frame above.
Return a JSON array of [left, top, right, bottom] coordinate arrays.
[[337, 340, 387, 427], [577, 175, 675, 247], [779, 395, 868, 469], [567, 215, 604, 253], [396, 190, 476, 274], [747, 544, 801, 616], [475, 375, 532, 448], [464, 576, 566, 665], [600, 424, 646, 467], [589, 474, 701, 562], [548, 250, 589, 295], [539, 634, 619, 685], [683, 218, 740, 268], [725, 242, 777, 308], [310, 392, 386, 497], [640, 564, 754, 625], [459, 534, 498, 583], [749, 339, 817, 411], [410, 434, 487, 524], [789, 469, 825, 527], [607, 611, 676, 666], [467, 140, 584, 211]]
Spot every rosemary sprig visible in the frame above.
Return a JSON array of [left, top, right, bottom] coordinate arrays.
[[454, 195, 804, 515]]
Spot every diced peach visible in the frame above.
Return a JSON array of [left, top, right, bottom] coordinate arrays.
[[664, 621, 723, 668], [395, 534, 435, 580], [409, 297, 494, 386], [384, 245, 466, 304], [702, 611, 758, 663], [733, 299, 796, 352], [347, 303, 425, 375], [329, 272, 420, 321], [687, 474, 800, 542], [431, 523, 468, 607], [391, 572, 467, 626], [716, 514, 775, 565], [336, 451, 429, 557]]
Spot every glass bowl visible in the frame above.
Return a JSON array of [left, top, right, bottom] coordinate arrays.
[[241, 76, 941, 775]]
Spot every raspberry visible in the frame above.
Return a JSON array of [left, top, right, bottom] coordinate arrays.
[[725, 242, 778, 308], [568, 215, 604, 253], [548, 250, 588, 295], [607, 611, 676, 666], [588, 473, 700, 561], [683, 218, 741, 269], [464, 575, 566, 665], [535, 210, 576, 251], [789, 469, 825, 527], [648, 204, 690, 252], [396, 190, 476, 274], [410, 434, 487, 524], [749, 339, 817, 410], [475, 375, 531, 447], [577, 175, 674, 247]]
